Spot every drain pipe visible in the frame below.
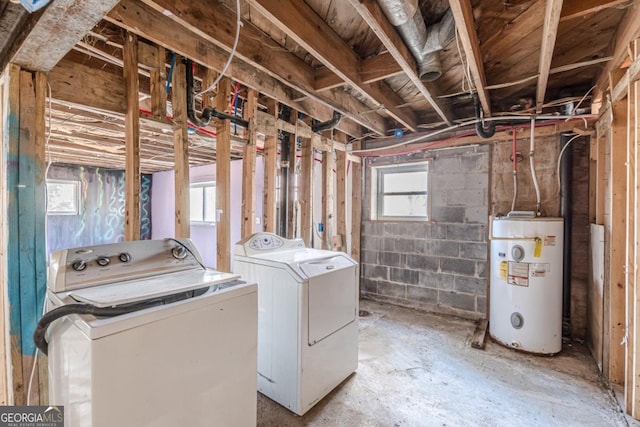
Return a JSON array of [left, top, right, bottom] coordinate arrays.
[[185, 58, 249, 129], [474, 93, 495, 138], [529, 117, 542, 216], [559, 132, 574, 333], [312, 111, 343, 133], [511, 129, 518, 212]]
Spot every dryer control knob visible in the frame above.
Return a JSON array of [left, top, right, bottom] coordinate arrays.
[[172, 246, 188, 260], [118, 252, 132, 263], [96, 256, 110, 267], [72, 260, 87, 271]]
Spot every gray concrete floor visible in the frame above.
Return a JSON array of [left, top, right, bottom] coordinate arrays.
[[257, 299, 627, 427]]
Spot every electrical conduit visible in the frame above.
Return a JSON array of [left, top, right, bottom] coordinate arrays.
[[529, 117, 542, 216], [511, 128, 518, 212]]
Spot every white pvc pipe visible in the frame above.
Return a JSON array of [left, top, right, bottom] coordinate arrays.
[[529, 117, 542, 215]]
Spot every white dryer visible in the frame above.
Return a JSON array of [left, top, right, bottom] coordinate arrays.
[[234, 232, 359, 415], [39, 239, 257, 427]]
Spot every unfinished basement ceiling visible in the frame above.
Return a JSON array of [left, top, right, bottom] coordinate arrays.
[[0, 0, 633, 171]]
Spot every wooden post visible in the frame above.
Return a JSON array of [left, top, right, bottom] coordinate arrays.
[[150, 45, 167, 119], [216, 77, 232, 271], [351, 141, 362, 262], [321, 133, 334, 250], [299, 131, 313, 246], [123, 33, 141, 241], [606, 99, 627, 385], [630, 50, 640, 417], [0, 69, 7, 406], [626, 78, 637, 415], [263, 99, 278, 233], [172, 60, 190, 238], [3, 64, 47, 405], [241, 89, 257, 238], [287, 111, 298, 239], [335, 132, 347, 252]]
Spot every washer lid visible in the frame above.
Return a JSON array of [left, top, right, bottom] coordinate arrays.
[[298, 254, 356, 279], [69, 269, 240, 307]]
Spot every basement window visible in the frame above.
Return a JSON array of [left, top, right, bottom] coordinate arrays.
[[371, 161, 430, 221], [190, 182, 216, 224]]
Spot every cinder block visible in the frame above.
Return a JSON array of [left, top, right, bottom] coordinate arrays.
[[460, 242, 488, 260], [447, 189, 485, 207], [390, 267, 419, 284], [464, 173, 489, 190], [439, 290, 476, 312], [476, 261, 487, 278], [423, 240, 459, 257], [446, 224, 485, 242], [377, 281, 407, 299], [465, 206, 489, 224], [440, 257, 476, 275], [419, 271, 454, 290], [379, 251, 401, 266], [406, 285, 438, 304], [395, 238, 416, 253], [362, 221, 374, 236], [384, 223, 398, 236], [432, 174, 466, 190], [371, 222, 384, 236], [461, 152, 489, 172], [432, 190, 448, 208], [432, 206, 465, 223], [406, 254, 439, 271], [363, 264, 388, 280], [477, 296, 487, 315], [433, 157, 461, 174], [362, 278, 378, 294], [361, 235, 383, 250], [383, 238, 395, 251], [431, 224, 448, 239], [361, 250, 378, 264], [454, 275, 487, 295]]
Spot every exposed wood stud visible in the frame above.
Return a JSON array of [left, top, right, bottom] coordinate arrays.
[[335, 132, 348, 252], [287, 111, 299, 239], [322, 132, 334, 250], [299, 134, 313, 246], [351, 141, 362, 263], [216, 77, 232, 271], [172, 59, 190, 238], [150, 45, 167, 119], [123, 33, 141, 241], [263, 99, 278, 233], [242, 89, 258, 239]]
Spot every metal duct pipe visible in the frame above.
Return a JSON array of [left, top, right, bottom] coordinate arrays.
[[378, 0, 456, 81], [312, 111, 343, 133]]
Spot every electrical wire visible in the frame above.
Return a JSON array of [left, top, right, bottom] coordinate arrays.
[[556, 134, 583, 195], [197, 0, 242, 96]]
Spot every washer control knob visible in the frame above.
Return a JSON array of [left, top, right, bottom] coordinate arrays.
[[172, 246, 188, 260], [72, 260, 87, 271], [96, 256, 110, 267], [118, 252, 132, 263]]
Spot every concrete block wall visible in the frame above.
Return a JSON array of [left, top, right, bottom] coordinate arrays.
[[361, 146, 489, 319]]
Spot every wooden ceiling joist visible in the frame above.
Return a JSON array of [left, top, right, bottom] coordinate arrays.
[[346, 0, 452, 125], [315, 52, 404, 91], [106, 0, 370, 137], [448, 0, 491, 117], [536, 0, 564, 113], [248, 0, 419, 131], [560, 0, 631, 22]]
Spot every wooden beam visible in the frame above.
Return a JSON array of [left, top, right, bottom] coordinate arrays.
[[242, 89, 258, 239], [216, 77, 232, 271], [631, 66, 640, 418], [626, 78, 636, 416], [612, 55, 640, 102], [449, 0, 491, 116], [605, 99, 627, 385], [248, 0, 418, 131], [0, 71, 7, 406], [335, 132, 348, 252], [263, 100, 278, 233], [351, 141, 362, 263], [172, 59, 190, 238], [536, 0, 563, 113], [299, 135, 313, 246], [346, 0, 452, 125], [10, 0, 121, 71], [123, 33, 141, 241], [315, 52, 404, 91], [108, 0, 374, 136], [322, 134, 334, 250], [150, 45, 167, 119], [560, 0, 630, 22], [287, 113, 298, 239]]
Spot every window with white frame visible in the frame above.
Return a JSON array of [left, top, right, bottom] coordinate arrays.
[[189, 182, 216, 223], [371, 161, 430, 221]]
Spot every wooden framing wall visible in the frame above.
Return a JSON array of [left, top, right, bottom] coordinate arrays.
[[216, 77, 232, 271], [0, 68, 9, 406]]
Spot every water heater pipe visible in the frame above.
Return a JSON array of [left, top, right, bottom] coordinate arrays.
[[511, 129, 518, 212], [529, 117, 542, 216]]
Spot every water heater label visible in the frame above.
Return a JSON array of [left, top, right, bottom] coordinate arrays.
[[508, 262, 529, 287], [530, 263, 550, 277], [499, 261, 508, 280], [544, 235, 557, 246]]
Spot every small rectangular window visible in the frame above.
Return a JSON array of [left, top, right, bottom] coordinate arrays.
[[46, 179, 81, 215], [371, 162, 429, 221], [189, 182, 216, 224]]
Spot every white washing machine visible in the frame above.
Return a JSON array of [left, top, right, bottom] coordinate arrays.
[[233, 232, 359, 415], [39, 239, 257, 427]]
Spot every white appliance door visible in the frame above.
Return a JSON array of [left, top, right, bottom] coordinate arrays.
[[300, 257, 357, 345]]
